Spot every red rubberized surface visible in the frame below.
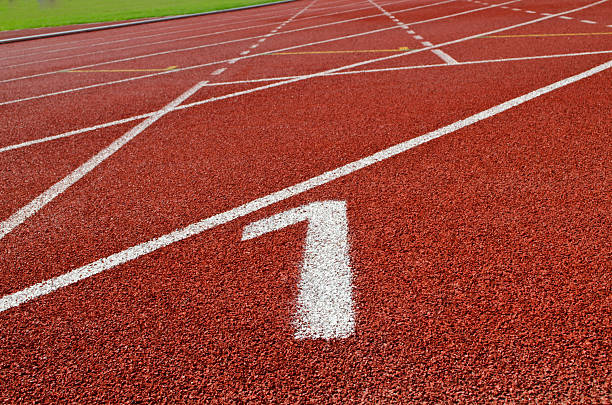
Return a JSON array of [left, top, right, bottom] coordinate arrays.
[[1, 0, 610, 402]]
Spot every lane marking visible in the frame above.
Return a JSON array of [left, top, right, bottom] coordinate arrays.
[[66, 66, 178, 73], [483, 31, 612, 38], [0, 81, 208, 241], [0, 0, 457, 85], [243, 200, 354, 340], [2, 59, 610, 312], [270, 47, 413, 54], [560, 16, 573, 20], [432, 49, 459, 64], [211, 68, 227, 75], [581, 20, 597, 24], [4, 49, 612, 155], [0, 0, 511, 105]]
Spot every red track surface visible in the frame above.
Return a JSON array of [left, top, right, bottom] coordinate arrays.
[[1, 0, 611, 401]]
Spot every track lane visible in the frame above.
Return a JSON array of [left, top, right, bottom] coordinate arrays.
[[1, 0, 610, 401], [1, 57, 609, 402], [1, 52, 609, 298]]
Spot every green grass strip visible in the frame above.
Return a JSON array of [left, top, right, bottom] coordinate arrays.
[[0, 0, 279, 31]]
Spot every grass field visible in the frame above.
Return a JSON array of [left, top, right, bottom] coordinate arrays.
[[0, 0, 279, 30]]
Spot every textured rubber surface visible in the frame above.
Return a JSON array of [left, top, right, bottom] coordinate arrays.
[[1, 0, 610, 402]]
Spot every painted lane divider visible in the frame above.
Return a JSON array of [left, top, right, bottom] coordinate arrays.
[[483, 32, 612, 38], [66, 66, 178, 73], [269, 47, 413, 55], [242, 201, 354, 340]]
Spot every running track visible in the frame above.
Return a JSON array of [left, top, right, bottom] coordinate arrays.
[[1, 0, 611, 401]]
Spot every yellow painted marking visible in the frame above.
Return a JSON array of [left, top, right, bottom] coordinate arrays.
[[66, 66, 178, 73], [269, 47, 412, 55], [483, 32, 612, 38]]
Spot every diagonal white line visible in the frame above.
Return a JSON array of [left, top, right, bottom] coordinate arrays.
[[1, 59, 610, 312], [0, 81, 209, 241]]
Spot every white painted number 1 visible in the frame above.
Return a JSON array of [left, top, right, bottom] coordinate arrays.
[[242, 200, 355, 340]]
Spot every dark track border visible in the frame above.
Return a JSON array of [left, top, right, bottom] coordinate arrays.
[[0, 0, 299, 45]]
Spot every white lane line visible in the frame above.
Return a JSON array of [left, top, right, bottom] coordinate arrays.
[[525, 10, 536, 13], [4, 48, 612, 155], [421, 41, 434, 46], [541, 13, 553, 15], [2, 59, 610, 313], [211, 68, 227, 75], [581, 19, 597, 24], [250, 44, 260, 48], [413, 34, 424, 40], [228, 58, 240, 64], [0, 81, 208, 241], [243, 200, 354, 340], [0, 0, 456, 84], [240, 50, 251, 55], [560, 15, 573, 19], [432, 49, 459, 64], [0, 0, 508, 105], [0, 114, 151, 153]]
